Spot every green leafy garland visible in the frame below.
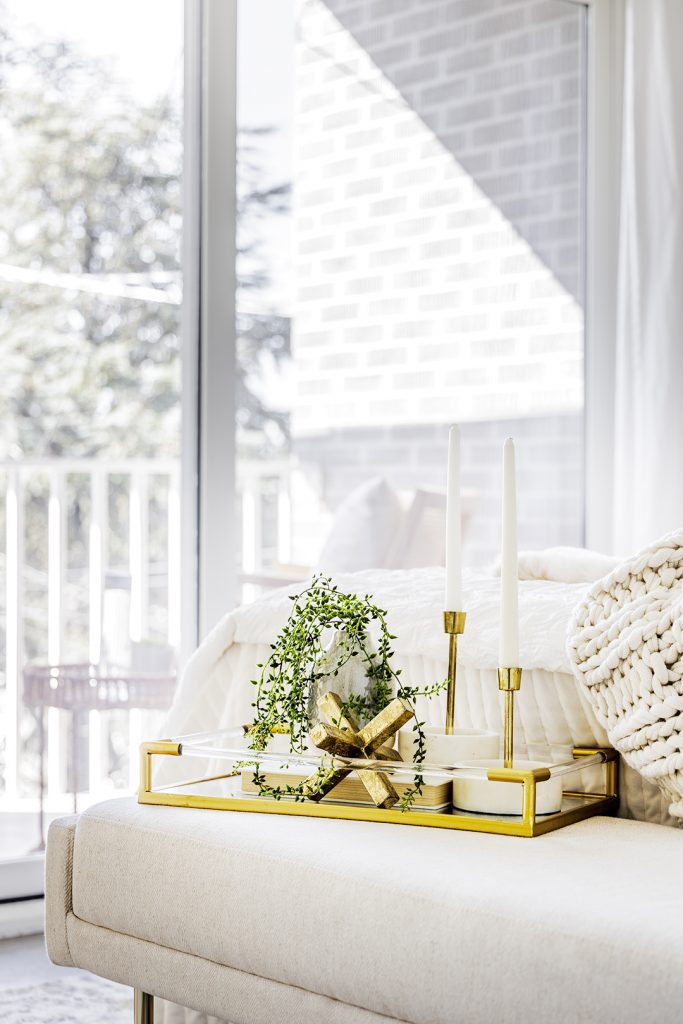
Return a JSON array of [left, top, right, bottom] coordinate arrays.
[[246, 575, 446, 809]]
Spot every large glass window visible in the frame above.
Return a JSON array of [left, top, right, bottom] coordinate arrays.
[[0, 0, 184, 861], [236, 0, 586, 594], [0, 0, 589, 862]]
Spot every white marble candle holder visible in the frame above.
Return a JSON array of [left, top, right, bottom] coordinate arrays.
[[398, 726, 500, 767], [452, 759, 563, 816]]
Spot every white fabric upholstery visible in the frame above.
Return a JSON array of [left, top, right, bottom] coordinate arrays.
[[67, 919, 400, 1024], [47, 818, 400, 1024], [45, 814, 78, 969], [48, 800, 683, 1024]]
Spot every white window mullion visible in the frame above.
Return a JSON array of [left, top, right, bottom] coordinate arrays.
[[47, 470, 67, 801], [182, 0, 238, 654], [128, 470, 149, 789], [129, 470, 149, 644], [181, 0, 202, 665], [168, 468, 182, 649], [584, 0, 623, 551], [88, 470, 108, 794], [4, 469, 23, 801], [199, 0, 238, 638]]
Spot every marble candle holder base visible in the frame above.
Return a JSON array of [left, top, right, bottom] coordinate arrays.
[[398, 726, 500, 767], [452, 759, 563, 816]]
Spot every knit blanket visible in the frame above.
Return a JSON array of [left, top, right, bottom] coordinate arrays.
[[568, 530, 683, 820]]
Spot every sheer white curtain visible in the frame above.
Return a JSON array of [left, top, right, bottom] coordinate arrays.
[[613, 0, 683, 553]]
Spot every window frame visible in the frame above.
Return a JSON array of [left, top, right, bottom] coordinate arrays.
[[1, 0, 206, 916], [0, 0, 622, 918], [582, 0, 622, 552], [189, 0, 623, 640], [183, 0, 238, 650]]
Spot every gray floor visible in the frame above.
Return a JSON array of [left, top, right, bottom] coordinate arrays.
[[1, 812, 64, 859], [0, 933, 132, 1023], [0, 933, 90, 987]]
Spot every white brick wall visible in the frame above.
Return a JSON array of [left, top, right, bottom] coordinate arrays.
[[292, 414, 582, 567], [288, 0, 586, 564]]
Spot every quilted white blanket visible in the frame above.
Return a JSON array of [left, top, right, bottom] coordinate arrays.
[[167, 566, 587, 732]]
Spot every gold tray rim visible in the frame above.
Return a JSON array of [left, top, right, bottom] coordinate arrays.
[[138, 742, 619, 838]]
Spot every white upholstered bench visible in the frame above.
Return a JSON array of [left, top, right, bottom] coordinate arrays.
[[46, 797, 683, 1024]]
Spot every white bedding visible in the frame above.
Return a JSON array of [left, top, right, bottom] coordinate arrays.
[[164, 566, 671, 826]]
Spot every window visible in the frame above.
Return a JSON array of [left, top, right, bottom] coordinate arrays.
[[0, 0, 593, 869], [0, 0, 184, 862], [235, 0, 587, 590]]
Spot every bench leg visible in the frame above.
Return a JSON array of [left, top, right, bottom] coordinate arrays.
[[134, 990, 154, 1024]]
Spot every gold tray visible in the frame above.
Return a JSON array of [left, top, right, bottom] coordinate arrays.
[[139, 732, 619, 838]]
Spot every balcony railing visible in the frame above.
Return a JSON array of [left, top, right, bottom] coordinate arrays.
[[0, 456, 292, 816]]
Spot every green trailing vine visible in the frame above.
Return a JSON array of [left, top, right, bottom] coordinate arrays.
[[246, 574, 447, 809]]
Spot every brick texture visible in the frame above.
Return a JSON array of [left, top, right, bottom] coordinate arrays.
[[289, 0, 586, 565]]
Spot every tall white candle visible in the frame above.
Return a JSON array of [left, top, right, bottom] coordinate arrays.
[[499, 437, 519, 666], [445, 425, 462, 609]]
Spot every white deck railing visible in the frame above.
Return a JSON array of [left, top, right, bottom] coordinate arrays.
[[0, 456, 291, 811]]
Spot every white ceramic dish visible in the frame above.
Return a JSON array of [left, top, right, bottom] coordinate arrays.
[[452, 759, 563, 816], [398, 726, 500, 767]]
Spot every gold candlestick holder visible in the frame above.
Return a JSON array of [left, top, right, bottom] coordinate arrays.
[[498, 666, 522, 767], [443, 611, 467, 734]]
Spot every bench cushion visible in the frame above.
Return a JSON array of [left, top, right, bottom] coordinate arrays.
[[69, 798, 683, 1024]]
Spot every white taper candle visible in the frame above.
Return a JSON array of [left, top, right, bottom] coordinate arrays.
[[445, 425, 462, 609], [499, 437, 519, 666]]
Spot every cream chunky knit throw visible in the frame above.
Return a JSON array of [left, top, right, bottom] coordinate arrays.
[[568, 530, 683, 820]]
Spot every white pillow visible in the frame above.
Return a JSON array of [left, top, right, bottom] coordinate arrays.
[[487, 546, 620, 584], [315, 477, 404, 573]]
